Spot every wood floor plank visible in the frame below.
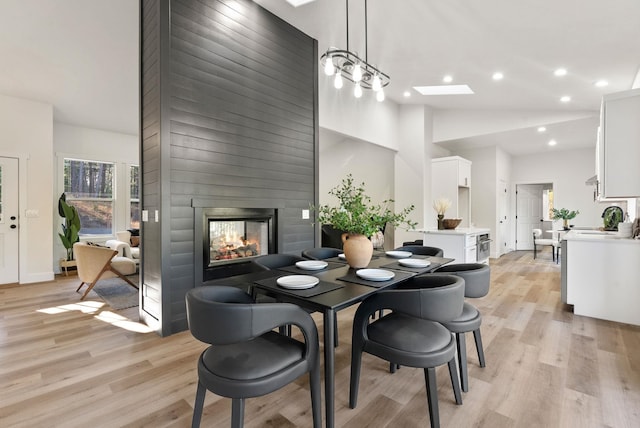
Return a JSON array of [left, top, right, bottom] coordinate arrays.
[[1, 251, 639, 427]]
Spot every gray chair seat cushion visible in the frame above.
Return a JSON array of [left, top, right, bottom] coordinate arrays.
[[202, 331, 305, 380], [366, 313, 456, 367], [441, 302, 482, 333]]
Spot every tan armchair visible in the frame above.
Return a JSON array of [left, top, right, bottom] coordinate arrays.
[[74, 242, 137, 300]]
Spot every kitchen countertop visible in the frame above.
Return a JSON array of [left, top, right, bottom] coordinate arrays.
[[419, 227, 490, 235], [563, 229, 640, 243]]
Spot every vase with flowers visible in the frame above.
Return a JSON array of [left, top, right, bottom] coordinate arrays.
[[315, 175, 417, 268], [433, 198, 452, 230]]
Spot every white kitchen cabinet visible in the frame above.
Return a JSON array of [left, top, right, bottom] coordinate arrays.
[[422, 228, 489, 264], [598, 88, 640, 198], [432, 156, 471, 227]]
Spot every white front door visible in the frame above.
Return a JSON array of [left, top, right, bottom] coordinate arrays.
[[0, 157, 20, 284], [516, 184, 543, 250]]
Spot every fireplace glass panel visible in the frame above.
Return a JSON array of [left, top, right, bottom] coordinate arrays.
[[209, 219, 269, 264]]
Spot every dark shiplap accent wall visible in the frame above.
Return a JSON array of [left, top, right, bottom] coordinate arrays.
[[140, 0, 318, 335]]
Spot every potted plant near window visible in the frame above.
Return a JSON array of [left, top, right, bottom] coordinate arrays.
[[58, 193, 82, 274], [552, 208, 579, 230], [315, 175, 417, 268]]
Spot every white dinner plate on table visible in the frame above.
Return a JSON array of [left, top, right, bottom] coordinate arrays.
[[398, 258, 431, 268], [276, 275, 320, 289], [356, 269, 395, 281], [295, 260, 328, 271], [338, 253, 346, 260], [385, 250, 412, 258]]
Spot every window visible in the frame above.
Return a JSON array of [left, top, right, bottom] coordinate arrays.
[[542, 189, 554, 221], [130, 165, 140, 229], [64, 159, 114, 236]]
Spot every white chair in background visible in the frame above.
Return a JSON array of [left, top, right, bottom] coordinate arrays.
[[533, 228, 557, 261]]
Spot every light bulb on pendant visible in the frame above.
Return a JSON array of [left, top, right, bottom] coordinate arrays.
[[354, 82, 363, 98], [372, 74, 382, 92], [323, 57, 335, 76], [352, 63, 362, 82], [334, 70, 343, 89], [376, 88, 385, 102]]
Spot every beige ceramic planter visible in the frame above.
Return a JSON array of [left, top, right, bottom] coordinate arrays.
[[341, 233, 373, 268]]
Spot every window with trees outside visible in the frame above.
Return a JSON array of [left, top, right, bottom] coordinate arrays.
[[64, 159, 115, 235], [130, 165, 140, 229]]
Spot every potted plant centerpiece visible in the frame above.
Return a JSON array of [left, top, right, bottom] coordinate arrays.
[[552, 208, 579, 230], [315, 175, 417, 268]]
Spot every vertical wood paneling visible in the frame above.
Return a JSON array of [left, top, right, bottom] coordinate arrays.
[[140, 0, 318, 335]]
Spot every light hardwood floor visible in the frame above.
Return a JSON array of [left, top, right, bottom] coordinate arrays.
[[1, 251, 639, 427]]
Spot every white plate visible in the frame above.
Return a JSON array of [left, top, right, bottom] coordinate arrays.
[[398, 258, 431, 268], [295, 260, 328, 271], [385, 250, 412, 258], [356, 269, 395, 281], [338, 253, 346, 260], [276, 275, 320, 289]]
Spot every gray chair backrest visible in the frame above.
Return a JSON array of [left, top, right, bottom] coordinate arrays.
[[394, 245, 443, 257], [357, 274, 465, 324], [186, 285, 318, 349], [433, 263, 491, 298], [253, 254, 306, 270], [302, 247, 343, 260]]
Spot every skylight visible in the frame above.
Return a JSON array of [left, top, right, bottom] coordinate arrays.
[[413, 85, 474, 95]]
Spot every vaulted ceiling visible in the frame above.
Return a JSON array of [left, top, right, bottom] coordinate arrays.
[[1, 0, 639, 155]]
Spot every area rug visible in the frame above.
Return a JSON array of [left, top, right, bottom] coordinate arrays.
[[90, 275, 139, 310]]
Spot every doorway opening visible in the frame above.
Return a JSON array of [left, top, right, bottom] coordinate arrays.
[[515, 183, 554, 250]]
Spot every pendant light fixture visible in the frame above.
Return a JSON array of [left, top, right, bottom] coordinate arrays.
[[320, 0, 390, 102]]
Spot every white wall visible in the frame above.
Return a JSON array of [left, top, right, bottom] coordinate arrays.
[[511, 148, 615, 229], [0, 94, 54, 283], [318, 77, 399, 151], [53, 122, 139, 265]]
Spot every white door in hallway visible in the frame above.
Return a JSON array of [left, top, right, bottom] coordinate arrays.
[[0, 157, 19, 284], [516, 184, 543, 250]]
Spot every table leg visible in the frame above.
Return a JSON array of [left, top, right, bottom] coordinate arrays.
[[324, 308, 336, 428]]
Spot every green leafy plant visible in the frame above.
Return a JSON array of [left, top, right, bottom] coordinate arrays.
[[314, 175, 417, 238], [58, 193, 82, 261], [551, 208, 579, 220]]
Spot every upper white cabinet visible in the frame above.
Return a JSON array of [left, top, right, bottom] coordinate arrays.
[[432, 156, 472, 227], [598, 88, 640, 198]]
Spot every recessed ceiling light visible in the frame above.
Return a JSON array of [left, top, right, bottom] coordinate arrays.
[[595, 80, 609, 88], [285, 0, 316, 6], [554, 68, 567, 77], [560, 95, 571, 103], [442, 75, 453, 83], [492, 72, 504, 81], [548, 139, 557, 146], [413, 85, 474, 95], [403, 91, 411, 97], [537, 126, 547, 133]]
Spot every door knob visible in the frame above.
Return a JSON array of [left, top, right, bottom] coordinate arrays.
[[10, 216, 17, 220], [10, 224, 17, 229]]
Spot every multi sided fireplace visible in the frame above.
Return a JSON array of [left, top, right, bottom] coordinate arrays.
[[200, 207, 277, 281], [193, 199, 285, 285]]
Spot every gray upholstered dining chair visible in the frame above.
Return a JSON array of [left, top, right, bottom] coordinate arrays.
[[393, 245, 444, 257], [301, 247, 343, 260], [432, 263, 491, 392], [253, 254, 306, 270], [185, 286, 321, 428], [349, 274, 465, 428]]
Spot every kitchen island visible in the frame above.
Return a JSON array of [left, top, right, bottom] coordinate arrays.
[[562, 229, 640, 326], [421, 227, 491, 264]]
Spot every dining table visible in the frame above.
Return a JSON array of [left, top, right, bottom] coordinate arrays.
[[207, 250, 454, 428]]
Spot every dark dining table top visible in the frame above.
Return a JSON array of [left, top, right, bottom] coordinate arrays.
[[207, 253, 454, 313]]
